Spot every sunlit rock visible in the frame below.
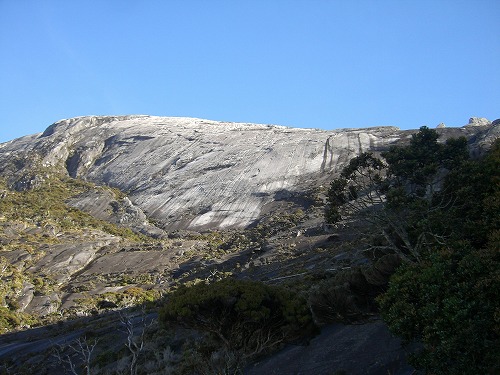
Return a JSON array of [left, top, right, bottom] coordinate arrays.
[[1, 115, 497, 230]]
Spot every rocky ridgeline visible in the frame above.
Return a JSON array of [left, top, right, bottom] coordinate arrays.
[[1, 115, 498, 231]]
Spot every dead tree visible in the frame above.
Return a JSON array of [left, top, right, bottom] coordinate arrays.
[[119, 310, 153, 375], [53, 336, 99, 375]]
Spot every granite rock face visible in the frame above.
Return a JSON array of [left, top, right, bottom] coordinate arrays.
[[467, 117, 491, 126], [66, 189, 166, 238], [1, 115, 498, 230]]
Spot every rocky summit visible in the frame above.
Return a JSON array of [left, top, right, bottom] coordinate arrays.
[[1, 115, 498, 231]]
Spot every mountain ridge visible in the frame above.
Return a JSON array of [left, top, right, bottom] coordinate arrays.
[[1, 115, 498, 231]]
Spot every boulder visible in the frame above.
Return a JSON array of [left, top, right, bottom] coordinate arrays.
[[466, 117, 491, 126]]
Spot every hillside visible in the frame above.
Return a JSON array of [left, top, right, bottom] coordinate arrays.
[[2, 116, 497, 230], [0, 116, 498, 374]]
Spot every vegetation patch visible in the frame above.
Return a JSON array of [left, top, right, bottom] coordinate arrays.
[[324, 128, 500, 373], [160, 278, 316, 362]]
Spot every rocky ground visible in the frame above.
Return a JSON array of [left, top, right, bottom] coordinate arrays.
[[0, 188, 418, 374]]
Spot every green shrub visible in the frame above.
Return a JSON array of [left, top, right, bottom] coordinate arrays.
[[376, 140, 500, 374], [159, 279, 316, 357], [0, 307, 21, 332], [308, 255, 401, 325], [0, 307, 36, 333], [0, 173, 147, 241], [378, 240, 500, 374]]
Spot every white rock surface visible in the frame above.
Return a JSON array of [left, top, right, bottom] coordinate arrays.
[[27, 233, 120, 283], [466, 117, 491, 126], [54, 116, 400, 229], [0, 115, 496, 230]]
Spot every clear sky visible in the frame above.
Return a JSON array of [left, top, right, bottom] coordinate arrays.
[[1, 0, 499, 143]]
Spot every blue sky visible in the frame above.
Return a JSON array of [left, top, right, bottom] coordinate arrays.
[[1, 0, 499, 143]]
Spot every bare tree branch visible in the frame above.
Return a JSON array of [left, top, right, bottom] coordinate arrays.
[[53, 336, 98, 375], [119, 309, 153, 375]]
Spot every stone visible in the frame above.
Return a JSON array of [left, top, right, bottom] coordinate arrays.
[[466, 117, 491, 126], [0, 114, 497, 373], [27, 232, 120, 283], [67, 189, 166, 238], [0, 115, 498, 231], [24, 292, 60, 316]]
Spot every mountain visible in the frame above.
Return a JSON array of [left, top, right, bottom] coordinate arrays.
[[2, 115, 498, 231], [0, 115, 498, 374]]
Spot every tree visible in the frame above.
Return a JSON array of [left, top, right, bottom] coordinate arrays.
[[378, 239, 500, 374], [434, 138, 500, 248], [53, 336, 99, 375], [325, 126, 469, 262], [119, 310, 153, 375], [159, 279, 314, 358], [325, 151, 387, 225], [383, 126, 442, 197], [377, 139, 500, 374], [326, 131, 500, 373]]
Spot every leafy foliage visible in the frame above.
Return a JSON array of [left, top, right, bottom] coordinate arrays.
[[325, 126, 470, 261], [0, 173, 145, 241], [0, 256, 38, 332], [160, 279, 315, 357], [325, 152, 387, 224], [376, 139, 500, 374], [325, 128, 500, 373], [378, 239, 500, 374], [308, 254, 401, 324], [0, 170, 153, 332], [434, 138, 500, 247]]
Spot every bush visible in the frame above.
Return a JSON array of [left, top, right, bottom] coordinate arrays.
[[0, 307, 36, 333], [377, 140, 500, 374], [378, 240, 500, 374], [159, 279, 315, 357], [308, 254, 401, 324], [0, 307, 21, 332], [0, 173, 146, 241]]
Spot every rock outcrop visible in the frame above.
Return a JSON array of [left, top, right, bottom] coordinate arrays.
[[66, 189, 166, 238], [1, 115, 498, 231], [466, 117, 491, 126]]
